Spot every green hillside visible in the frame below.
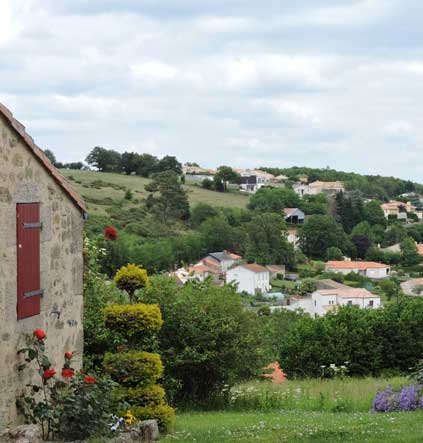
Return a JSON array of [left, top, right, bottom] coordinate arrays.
[[60, 170, 249, 215]]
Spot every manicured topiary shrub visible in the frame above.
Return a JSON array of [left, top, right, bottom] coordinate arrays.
[[104, 304, 163, 338], [125, 385, 165, 407], [114, 263, 149, 300], [104, 351, 163, 387]]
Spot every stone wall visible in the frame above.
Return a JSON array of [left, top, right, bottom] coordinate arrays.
[[0, 114, 84, 427]]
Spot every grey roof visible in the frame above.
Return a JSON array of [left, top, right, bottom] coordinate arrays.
[[209, 252, 232, 262]]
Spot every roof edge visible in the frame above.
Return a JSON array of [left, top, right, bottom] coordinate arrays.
[[0, 103, 87, 214]]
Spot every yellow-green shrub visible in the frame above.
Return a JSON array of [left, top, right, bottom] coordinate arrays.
[[114, 264, 149, 297], [104, 303, 163, 338], [125, 384, 165, 407], [103, 351, 163, 387], [132, 404, 176, 431]]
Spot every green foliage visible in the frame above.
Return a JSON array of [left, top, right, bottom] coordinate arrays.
[[382, 224, 407, 247], [125, 385, 166, 407], [248, 188, 300, 213], [298, 278, 317, 296], [245, 213, 295, 267], [378, 279, 400, 301], [326, 247, 344, 261], [190, 203, 219, 227], [214, 166, 241, 191], [400, 237, 421, 266], [104, 351, 164, 387], [139, 279, 271, 405], [280, 298, 423, 378], [199, 216, 244, 252], [145, 170, 190, 223], [364, 200, 387, 227], [298, 193, 328, 215], [114, 263, 149, 298], [104, 304, 163, 341], [132, 404, 176, 431], [299, 215, 350, 260]]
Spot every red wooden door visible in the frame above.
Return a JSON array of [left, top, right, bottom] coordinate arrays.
[[16, 203, 42, 320]]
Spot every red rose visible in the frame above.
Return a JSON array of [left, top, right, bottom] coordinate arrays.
[[84, 375, 97, 384], [117, 345, 125, 352], [33, 329, 46, 341], [42, 368, 56, 380], [104, 226, 118, 241], [64, 352, 73, 360], [62, 368, 75, 378]]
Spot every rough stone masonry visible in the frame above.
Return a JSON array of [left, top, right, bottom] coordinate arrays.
[[0, 104, 85, 427]]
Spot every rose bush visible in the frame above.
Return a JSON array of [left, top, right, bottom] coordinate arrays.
[[17, 329, 125, 441]]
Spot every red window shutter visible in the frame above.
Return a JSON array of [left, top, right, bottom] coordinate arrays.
[[17, 203, 42, 320]]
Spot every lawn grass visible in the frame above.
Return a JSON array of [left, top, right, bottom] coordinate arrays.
[[162, 410, 423, 443], [229, 378, 407, 413], [162, 378, 416, 443], [60, 170, 248, 215]]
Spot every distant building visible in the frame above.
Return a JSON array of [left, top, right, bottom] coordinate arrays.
[[274, 282, 381, 317], [380, 200, 421, 220], [287, 228, 300, 250], [265, 265, 286, 280], [284, 208, 305, 224], [293, 181, 345, 198], [205, 250, 243, 273], [237, 169, 275, 194], [226, 263, 271, 294], [326, 261, 390, 279]]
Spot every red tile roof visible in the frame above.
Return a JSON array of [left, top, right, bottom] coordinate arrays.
[[241, 263, 269, 273], [326, 261, 389, 270], [417, 244, 423, 255], [0, 102, 86, 214], [317, 288, 376, 299]]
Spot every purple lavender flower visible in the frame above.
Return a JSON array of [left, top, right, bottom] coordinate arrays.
[[373, 386, 399, 412], [398, 385, 419, 411], [419, 394, 423, 409]]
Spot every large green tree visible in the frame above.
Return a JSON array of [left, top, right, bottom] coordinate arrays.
[[145, 171, 190, 224], [85, 146, 122, 172], [248, 188, 300, 213], [213, 166, 241, 192], [299, 215, 350, 260], [245, 213, 295, 267]]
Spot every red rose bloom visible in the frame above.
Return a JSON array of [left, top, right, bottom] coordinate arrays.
[[62, 368, 75, 378], [104, 226, 118, 241], [64, 352, 73, 360], [117, 345, 125, 352], [33, 329, 46, 341], [42, 368, 56, 380], [84, 375, 97, 384]]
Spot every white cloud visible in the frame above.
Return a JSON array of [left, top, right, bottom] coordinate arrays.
[[131, 61, 178, 82]]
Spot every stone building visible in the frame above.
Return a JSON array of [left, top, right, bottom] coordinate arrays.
[[0, 103, 86, 426]]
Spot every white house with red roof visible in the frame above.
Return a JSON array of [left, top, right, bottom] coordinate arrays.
[[226, 263, 271, 294], [312, 287, 381, 317], [326, 261, 390, 279]]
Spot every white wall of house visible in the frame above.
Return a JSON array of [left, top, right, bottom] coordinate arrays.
[[326, 266, 390, 279], [311, 292, 381, 316], [226, 266, 270, 294]]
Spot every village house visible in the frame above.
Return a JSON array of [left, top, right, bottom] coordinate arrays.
[[284, 208, 305, 224], [326, 261, 390, 279], [0, 103, 86, 426], [311, 287, 381, 317], [401, 278, 423, 296], [237, 169, 275, 194], [293, 180, 345, 198], [380, 200, 422, 220], [265, 265, 286, 281], [276, 281, 380, 317], [204, 250, 243, 273], [226, 263, 271, 294]]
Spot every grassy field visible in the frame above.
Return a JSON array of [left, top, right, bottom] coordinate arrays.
[[162, 378, 419, 443], [60, 170, 249, 215], [162, 410, 423, 443]]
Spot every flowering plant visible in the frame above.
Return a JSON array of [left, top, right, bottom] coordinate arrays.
[[17, 329, 125, 441], [104, 226, 118, 241], [373, 384, 423, 412]]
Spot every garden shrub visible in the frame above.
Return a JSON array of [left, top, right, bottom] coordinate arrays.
[[114, 263, 149, 300], [104, 303, 163, 338], [131, 404, 176, 431], [125, 385, 166, 407], [104, 351, 163, 387]]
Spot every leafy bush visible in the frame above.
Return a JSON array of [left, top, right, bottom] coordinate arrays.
[[104, 303, 163, 341], [104, 351, 164, 387], [125, 385, 165, 407], [139, 278, 271, 405], [114, 263, 149, 300]]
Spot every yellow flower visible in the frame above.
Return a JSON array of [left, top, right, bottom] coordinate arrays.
[[124, 410, 136, 426]]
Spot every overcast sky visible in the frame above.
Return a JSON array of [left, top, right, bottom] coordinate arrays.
[[1, 1, 423, 181]]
